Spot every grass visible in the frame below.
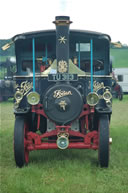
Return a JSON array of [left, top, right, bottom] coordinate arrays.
[[110, 48, 128, 68], [0, 96, 128, 193], [0, 56, 8, 63], [0, 67, 7, 79]]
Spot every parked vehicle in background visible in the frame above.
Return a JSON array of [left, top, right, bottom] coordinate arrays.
[[113, 68, 128, 94], [0, 57, 16, 101]]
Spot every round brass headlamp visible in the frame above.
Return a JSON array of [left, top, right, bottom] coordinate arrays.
[[14, 91, 23, 102], [103, 89, 112, 101], [87, 92, 99, 106], [27, 92, 40, 105], [57, 134, 69, 149]]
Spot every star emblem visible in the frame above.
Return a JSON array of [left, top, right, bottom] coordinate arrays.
[[58, 36, 67, 44]]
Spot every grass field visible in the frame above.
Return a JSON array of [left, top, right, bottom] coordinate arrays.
[[110, 48, 128, 68], [0, 96, 128, 193]]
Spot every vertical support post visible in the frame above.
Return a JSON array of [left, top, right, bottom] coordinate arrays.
[[78, 42, 80, 68], [45, 44, 48, 65], [32, 38, 35, 92], [90, 39, 93, 92]]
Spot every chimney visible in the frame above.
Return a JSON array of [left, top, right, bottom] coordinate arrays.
[[53, 16, 72, 73]]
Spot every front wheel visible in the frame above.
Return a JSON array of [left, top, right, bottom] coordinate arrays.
[[98, 114, 109, 167], [14, 116, 29, 168]]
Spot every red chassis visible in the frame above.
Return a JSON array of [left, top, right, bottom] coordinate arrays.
[[24, 104, 98, 152]]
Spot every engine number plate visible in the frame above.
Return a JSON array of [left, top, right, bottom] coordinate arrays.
[[48, 74, 78, 81]]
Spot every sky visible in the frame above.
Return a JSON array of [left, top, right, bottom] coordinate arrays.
[[0, 0, 128, 44]]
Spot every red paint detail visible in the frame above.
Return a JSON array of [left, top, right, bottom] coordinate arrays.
[[80, 117, 86, 134], [31, 104, 94, 134], [26, 129, 98, 151], [37, 114, 40, 130], [79, 104, 94, 118], [86, 115, 89, 130], [27, 141, 98, 151], [32, 104, 47, 118], [29, 104, 98, 152], [32, 104, 94, 121]]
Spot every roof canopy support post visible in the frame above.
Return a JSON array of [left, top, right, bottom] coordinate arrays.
[[32, 38, 35, 91], [90, 39, 93, 92], [45, 44, 48, 65], [78, 42, 81, 69]]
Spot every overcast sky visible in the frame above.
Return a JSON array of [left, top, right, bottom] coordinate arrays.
[[0, 0, 128, 44]]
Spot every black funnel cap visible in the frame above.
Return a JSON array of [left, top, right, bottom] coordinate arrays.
[[53, 16, 72, 25]]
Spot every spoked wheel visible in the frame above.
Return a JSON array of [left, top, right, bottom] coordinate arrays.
[[14, 116, 29, 168], [98, 114, 109, 168]]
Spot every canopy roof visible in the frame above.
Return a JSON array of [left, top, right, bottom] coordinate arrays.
[[12, 29, 111, 42]]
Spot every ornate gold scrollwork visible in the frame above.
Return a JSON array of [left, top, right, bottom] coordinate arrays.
[[93, 81, 105, 92], [88, 81, 112, 105], [58, 60, 68, 73], [14, 81, 33, 108]]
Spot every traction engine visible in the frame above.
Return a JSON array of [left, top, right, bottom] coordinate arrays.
[[12, 16, 112, 168]]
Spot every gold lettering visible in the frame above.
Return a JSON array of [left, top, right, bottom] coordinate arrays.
[[53, 90, 72, 98]]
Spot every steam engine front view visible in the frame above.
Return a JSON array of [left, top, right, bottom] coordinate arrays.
[[3, 16, 112, 168]]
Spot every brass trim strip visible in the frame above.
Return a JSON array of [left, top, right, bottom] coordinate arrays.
[[78, 75, 112, 78], [13, 74, 112, 78]]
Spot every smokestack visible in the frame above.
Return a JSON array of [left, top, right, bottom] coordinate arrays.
[[53, 16, 72, 73]]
